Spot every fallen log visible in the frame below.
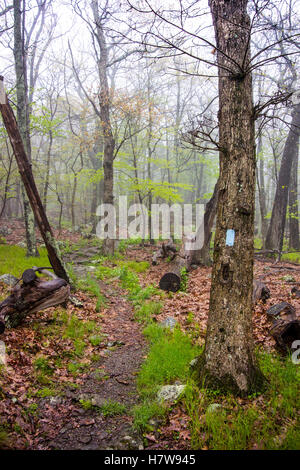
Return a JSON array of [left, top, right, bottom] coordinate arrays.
[[152, 239, 177, 265], [291, 286, 300, 298], [267, 302, 300, 353], [0, 268, 70, 333], [159, 254, 190, 292], [270, 319, 300, 353], [266, 302, 296, 321], [252, 280, 270, 304]]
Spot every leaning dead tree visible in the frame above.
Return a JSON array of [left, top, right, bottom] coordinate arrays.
[[0, 77, 69, 283], [0, 268, 70, 334]]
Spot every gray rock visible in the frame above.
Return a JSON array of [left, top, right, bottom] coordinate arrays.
[[120, 434, 144, 450], [160, 317, 177, 330], [78, 435, 92, 445], [157, 384, 186, 403], [0, 227, 11, 236], [79, 393, 106, 408], [87, 266, 96, 271], [0, 274, 18, 286], [49, 396, 62, 406], [189, 357, 199, 368], [206, 403, 222, 414]]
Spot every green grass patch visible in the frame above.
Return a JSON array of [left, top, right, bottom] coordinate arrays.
[[67, 361, 89, 376], [0, 245, 49, 277], [79, 398, 126, 416], [35, 387, 59, 398], [180, 267, 188, 291], [33, 356, 54, 375], [132, 323, 200, 431], [117, 237, 143, 253], [0, 425, 9, 448], [61, 313, 100, 356], [117, 260, 150, 273], [282, 252, 300, 264], [132, 400, 166, 432], [134, 301, 162, 324], [98, 400, 127, 417], [184, 350, 300, 450], [138, 324, 201, 398]]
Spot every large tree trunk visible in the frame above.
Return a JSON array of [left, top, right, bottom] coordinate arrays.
[[197, 0, 264, 396], [256, 128, 268, 248], [91, 0, 115, 255], [265, 103, 300, 252], [288, 143, 300, 250], [189, 179, 219, 267], [13, 0, 38, 257]]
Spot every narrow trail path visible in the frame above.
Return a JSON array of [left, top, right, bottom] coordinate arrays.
[[38, 248, 147, 450]]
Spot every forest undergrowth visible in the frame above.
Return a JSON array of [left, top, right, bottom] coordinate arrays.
[[0, 227, 299, 450]]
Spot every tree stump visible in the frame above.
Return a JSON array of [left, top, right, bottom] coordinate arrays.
[[0, 268, 70, 333], [252, 280, 270, 304], [159, 255, 189, 292], [267, 302, 300, 352]]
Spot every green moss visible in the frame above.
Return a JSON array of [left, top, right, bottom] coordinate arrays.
[[35, 387, 58, 398]]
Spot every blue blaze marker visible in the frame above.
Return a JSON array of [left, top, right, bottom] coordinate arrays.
[[226, 229, 235, 247]]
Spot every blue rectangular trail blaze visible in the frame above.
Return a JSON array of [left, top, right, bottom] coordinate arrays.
[[225, 229, 235, 247]]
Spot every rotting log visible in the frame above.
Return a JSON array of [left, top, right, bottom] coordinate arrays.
[[0, 268, 70, 333], [152, 239, 177, 265], [267, 302, 300, 352], [266, 302, 296, 321], [270, 319, 300, 353], [291, 286, 300, 298], [159, 254, 190, 292], [252, 280, 270, 304]]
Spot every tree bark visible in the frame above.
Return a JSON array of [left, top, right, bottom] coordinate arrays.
[[13, 0, 38, 257], [288, 141, 300, 250], [189, 179, 219, 267], [197, 0, 264, 395], [91, 0, 115, 255], [265, 103, 300, 252], [256, 129, 268, 248]]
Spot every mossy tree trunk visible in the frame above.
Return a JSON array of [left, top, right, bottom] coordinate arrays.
[[198, 0, 264, 395]]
